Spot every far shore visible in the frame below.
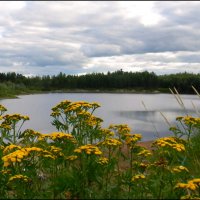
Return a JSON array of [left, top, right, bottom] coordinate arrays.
[[0, 88, 170, 100]]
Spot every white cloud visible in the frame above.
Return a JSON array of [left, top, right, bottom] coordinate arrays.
[[0, 1, 199, 76], [118, 1, 165, 26]]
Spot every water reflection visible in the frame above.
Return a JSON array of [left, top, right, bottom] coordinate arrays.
[[114, 109, 199, 141], [116, 109, 197, 122]]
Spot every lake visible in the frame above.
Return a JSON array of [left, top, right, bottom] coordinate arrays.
[[0, 93, 199, 141]]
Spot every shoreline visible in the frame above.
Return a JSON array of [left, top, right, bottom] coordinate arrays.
[[0, 87, 197, 100]]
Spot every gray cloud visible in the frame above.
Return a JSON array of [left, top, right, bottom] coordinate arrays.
[[0, 1, 200, 75]]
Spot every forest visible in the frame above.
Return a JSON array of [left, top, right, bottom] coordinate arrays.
[[0, 70, 200, 97]]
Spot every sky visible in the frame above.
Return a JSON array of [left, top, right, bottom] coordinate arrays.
[[0, 1, 200, 76]]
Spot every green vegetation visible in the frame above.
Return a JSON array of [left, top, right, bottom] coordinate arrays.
[[0, 70, 199, 98], [0, 98, 200, 199]]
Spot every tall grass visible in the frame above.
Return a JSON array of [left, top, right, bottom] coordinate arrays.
[[0, 88, 199, 199], [0, 82, 29, 98]]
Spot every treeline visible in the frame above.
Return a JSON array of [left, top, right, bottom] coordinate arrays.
[[0, 70, 200, 95]]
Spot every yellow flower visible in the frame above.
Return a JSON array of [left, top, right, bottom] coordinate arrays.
[[8, 174, 30, 183], [66, 155, 78, 161], [109, 124, 131, 136], [3, 114, 29, 122], [43, 154, 56, 159], [48, 132, 75, 142], [1, 169, 11, 175], [3, 144, 22, 155], [74, 149, 81, 153], [192, 178, 200, 184], [98, 138, 122, 147], [153, 137, 185, 152], [0, 105, 7, 112], [3, 162, 10, 167], [100, 128, 114, 137], [97, 157, 109, 165], [74, 144, 102, 155], [187, 181, 197, 191], [125, 134, 142, 147], [175, 178, 200, 191], [94, 150, 102, 155], [10, 157, 16, 163], [137, 149, 152, 157], [23, 129, 42, 137], [171, 166, 189, 173], [91, 102, 100, 109], [131, 174, 145, 182]]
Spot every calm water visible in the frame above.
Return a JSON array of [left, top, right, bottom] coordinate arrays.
[[0, 93, 199, 141]]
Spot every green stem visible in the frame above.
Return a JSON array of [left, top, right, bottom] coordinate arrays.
[[16, 120, 25, 138], [128, 149, 133, 199]]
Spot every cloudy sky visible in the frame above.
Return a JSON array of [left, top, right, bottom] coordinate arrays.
[[0, 1, 200, 76]]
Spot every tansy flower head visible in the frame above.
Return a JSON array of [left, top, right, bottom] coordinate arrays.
[[8, 174, 30, 183], [131, 174, 145, 182], [98, 138, 122, 147], [171, 165, 189, 173], [74, 144, 102, 155], [152, 137, 185, 152], [97, 157, 109, 165]]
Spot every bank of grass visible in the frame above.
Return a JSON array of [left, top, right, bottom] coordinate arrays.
[[0, 97, 200, 199], [0, 81, 171, 99], [0, 82, 36, 99]]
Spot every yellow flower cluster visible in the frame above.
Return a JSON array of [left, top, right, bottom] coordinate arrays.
[[100, 128, 114, 137], [171, 165, 189, 173], [74, 144, 102, 155], [51, 101, 102, 130], [1, 169, 11, 175], [139, 162, 149, 169], [0, 123, 11, 130], [175, 178, 200, 191], [2, 147, 54, 167], [58, 101, 99, 114], [91, 102, 101, 109], [49, 132, 74, 140], [183, 116, 200, 126], [176, 116, 200, 126], [52, 100, 72, 111], [77, 110, 91, 117], [109, 124, 131, 136], [98, 138, 122, 147], [3, 144, 22, 155], [38, 132, 76, 143], [50, 111, 60, 117], [0, 105, 7, 112], [169, 126, 178, 131], [85, 116, 103, 127], [132, 161, 149, 169], [66, 101, 100, 111], [97, 157, 109, 165], [3, 114, 29, 122], [64, 103, 83, 113], [153, 137, 185, 152], [49, 146, 64, 157], [137, 148, 152, 157], [131, 174, 145, 182], [66, 155, 78, 161], [23, 129, 42, 137], [125, 134, 142, 146], [8, 174, 30, 183]]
